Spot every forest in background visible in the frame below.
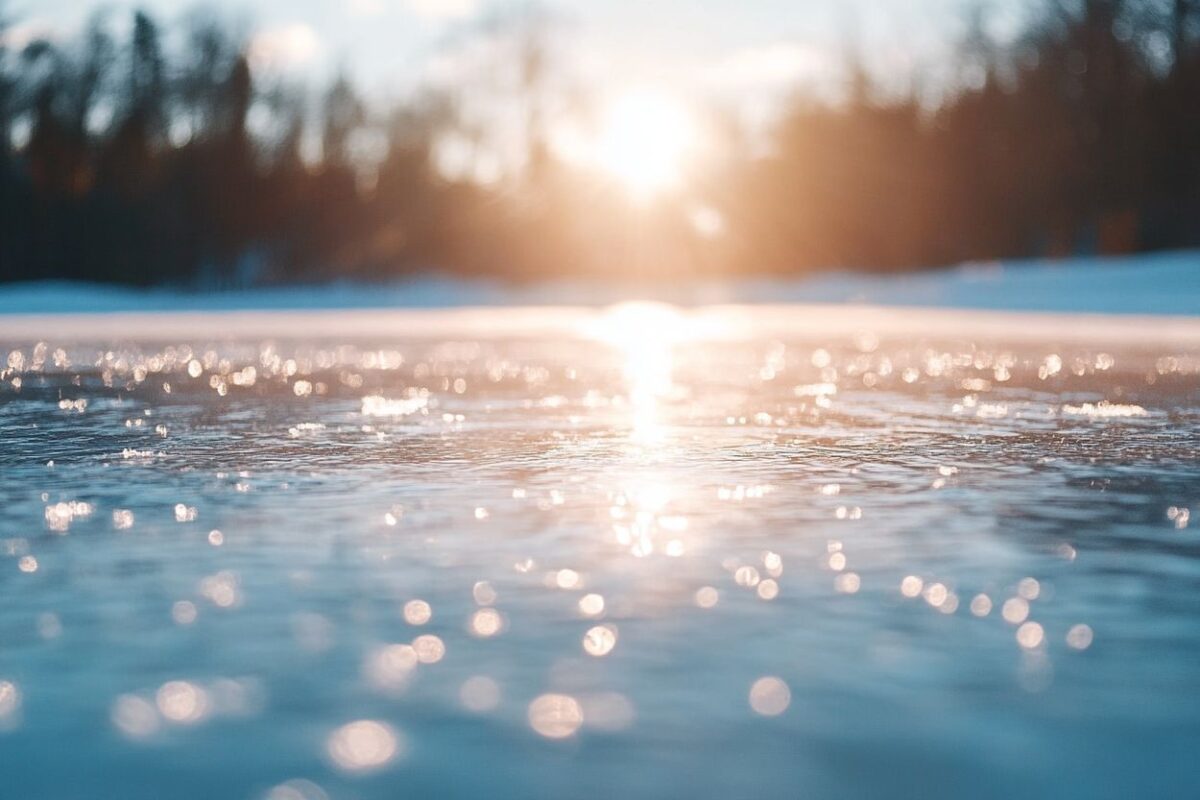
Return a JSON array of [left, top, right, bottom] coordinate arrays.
[[0, 0, 1197, 287]]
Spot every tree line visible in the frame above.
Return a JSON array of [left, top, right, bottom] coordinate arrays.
[[0, 0, 1197, 287]]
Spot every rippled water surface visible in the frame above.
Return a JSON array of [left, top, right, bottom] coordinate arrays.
[[2, 305, 1199, 799]]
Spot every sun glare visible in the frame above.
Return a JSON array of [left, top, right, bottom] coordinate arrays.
[[584, 302, 683, 443], [567, 89, 699, 201]]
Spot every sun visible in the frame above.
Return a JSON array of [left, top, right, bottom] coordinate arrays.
[[562, 88, 700, 201], [594, 89, 698, 198]]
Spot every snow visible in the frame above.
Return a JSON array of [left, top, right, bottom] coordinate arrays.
[[0, 249, 1197, 316]]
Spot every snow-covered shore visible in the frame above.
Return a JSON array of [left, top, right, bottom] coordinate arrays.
[[1, 249, 1197, 316]]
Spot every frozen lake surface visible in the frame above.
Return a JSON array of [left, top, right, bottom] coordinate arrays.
[[1, 303, 1199, 799]]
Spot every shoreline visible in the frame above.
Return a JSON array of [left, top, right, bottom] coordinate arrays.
[[2, 303, 1199, 348]]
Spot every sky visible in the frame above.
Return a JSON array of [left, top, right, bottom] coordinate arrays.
[[6, 0, 1032, 113]]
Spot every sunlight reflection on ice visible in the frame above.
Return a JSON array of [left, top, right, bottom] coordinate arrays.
[[0, 306, 1197, 797]]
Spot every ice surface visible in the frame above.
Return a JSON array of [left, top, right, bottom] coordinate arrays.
[[0, 302, 1198, 798]]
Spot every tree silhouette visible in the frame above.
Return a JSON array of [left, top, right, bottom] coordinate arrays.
[[0, 3, 1196, 288]]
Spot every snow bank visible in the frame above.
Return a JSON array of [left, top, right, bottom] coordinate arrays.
[[1, 249, 1196, 316]]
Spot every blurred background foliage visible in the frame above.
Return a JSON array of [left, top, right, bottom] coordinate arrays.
[[0, 0, 1197, 287]]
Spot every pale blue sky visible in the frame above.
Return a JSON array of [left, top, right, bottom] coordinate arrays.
[[8, 0, 1033, 109]]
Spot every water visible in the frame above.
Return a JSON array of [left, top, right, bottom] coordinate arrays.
[[1, 304, 1198, 799]]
